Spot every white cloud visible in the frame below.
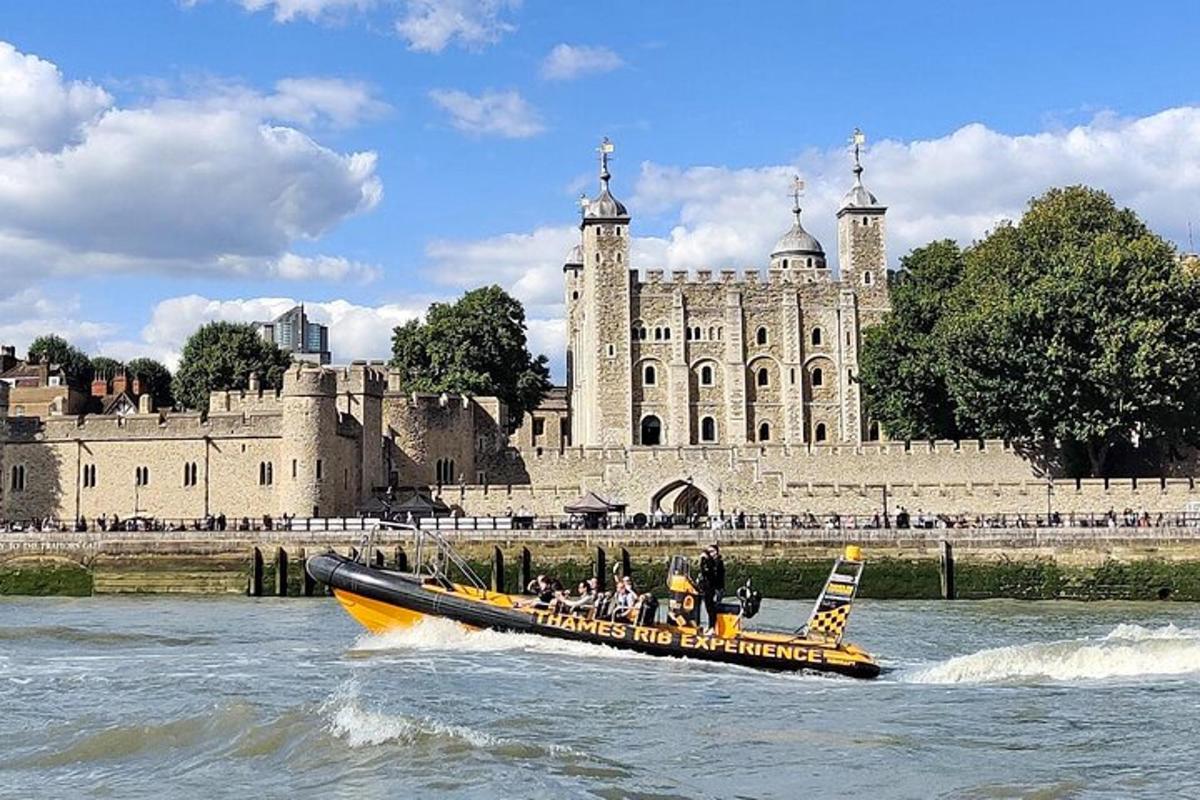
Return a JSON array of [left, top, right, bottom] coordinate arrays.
[[230, 0, 376, 23], [0, 41, 382, 294], [0, 41, 111, 153], [233, 77, 390, 129], [418, 106, 1200, 375], [396, 0, 518, 53], [428, 88, 543, 138], [132, 295, 424, 367], [540, 44, 623, 81]]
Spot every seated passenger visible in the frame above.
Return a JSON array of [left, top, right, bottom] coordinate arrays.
[[517, 574, 558, 609], [612, 576, 637, 620]]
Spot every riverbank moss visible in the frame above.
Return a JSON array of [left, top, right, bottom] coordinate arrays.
[[0, 559, 93, 596]]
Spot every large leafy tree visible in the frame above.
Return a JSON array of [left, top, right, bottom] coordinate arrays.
[[28, 334, 92, 384], [862, 186, 1200, 476], [89, 356, 123, 381], [390, 285, 552, 429], [859, 240, 969, 440], [172, 322, 291, 411], [940, 186, 1200, 476], [127, 358, 175, 407]]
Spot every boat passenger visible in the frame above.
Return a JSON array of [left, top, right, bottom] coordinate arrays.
[[612, 576, 638, 620], [698, 544, 726, 633]]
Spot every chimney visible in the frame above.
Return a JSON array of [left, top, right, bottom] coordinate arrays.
[[91, 375, 110, 397], [138, 393, 154, 414], [0, 345, 15, 374], [112, 369, 128, 395], [248, 372, 261, 392], [131, 375, 143, 397]]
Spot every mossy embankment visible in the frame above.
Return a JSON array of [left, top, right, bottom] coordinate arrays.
[[5, 539, 1200, 600]]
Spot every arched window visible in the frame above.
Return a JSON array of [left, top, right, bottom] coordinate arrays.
[[812, 367, 824, 387], [693, 326, 701, 340], [617, 252, 622, 262], [811, 327, 822, 346], [757, 367, 769, 387], [700, 365, 714, 386], [863, 271, 874, 286], [806, 257, 813, 267], [700, 416, 716, 443], [135, 466, 150, 487], [685, 327, 692, 340], [10, 465, 26, 492], [868, 421, 881, 441], [639, 327, 647, 340], [782, 258, 789, 269], [640, 415, 662, 446], [815, 423, 827, 442], [758, 422, 771, 442], [654, 328, 662, 341], [756, 327, 768, 345], [435, 458, 457, 486], [708, 326, 716, 340], [664, 327, 671, 340], [596, 253, 600, 263], [572, 291, 579, 300], [643, 364, 657, 386]]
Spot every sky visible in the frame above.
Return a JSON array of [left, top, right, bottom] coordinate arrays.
[[3, 0, 1200, 380]]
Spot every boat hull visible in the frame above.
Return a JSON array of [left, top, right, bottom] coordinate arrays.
[[308, 552, 880, 679]]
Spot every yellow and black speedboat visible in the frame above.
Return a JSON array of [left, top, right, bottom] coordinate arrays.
[[307, 530, 880, 680]]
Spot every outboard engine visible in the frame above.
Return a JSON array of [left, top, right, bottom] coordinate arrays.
[[736, 580, 762, 619]]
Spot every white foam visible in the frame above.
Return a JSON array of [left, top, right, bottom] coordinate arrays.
[[348, 616, 649, 663], [905, 623, 1200, 684]]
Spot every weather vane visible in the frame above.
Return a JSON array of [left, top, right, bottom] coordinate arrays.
[[850, 127, 866, 169], [598, 136, 614, 180], [791, 174, 805, 209]]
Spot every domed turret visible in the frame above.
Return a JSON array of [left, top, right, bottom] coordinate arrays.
[[770, 176, 826, 271], [582, 137, 629, 221], [564, 243, 584, 268]]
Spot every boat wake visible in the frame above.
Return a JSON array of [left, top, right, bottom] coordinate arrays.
[[347, 616, 650, 664], [905, 623, 1200, 684]]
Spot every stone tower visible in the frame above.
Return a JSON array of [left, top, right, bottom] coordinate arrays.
[[573, 138, 633, 447], [563, 242, 584, 445], [340, 362, 387, 504], [279, 364, 339, 517], [836, 129, 888, 443]]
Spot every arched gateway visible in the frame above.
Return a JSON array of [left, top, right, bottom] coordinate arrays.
[[651, 480, 710, 518]]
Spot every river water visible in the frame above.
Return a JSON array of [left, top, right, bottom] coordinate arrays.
[[2, 595, 1199, 799]]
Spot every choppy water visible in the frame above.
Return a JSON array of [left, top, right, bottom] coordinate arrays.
[[2, 596, 1199, 799]]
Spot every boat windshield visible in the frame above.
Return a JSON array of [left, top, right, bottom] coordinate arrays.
[[667, 555, 691, 582]]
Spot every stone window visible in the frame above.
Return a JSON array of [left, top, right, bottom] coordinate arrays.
[[868, 420, 881, 441], [560, 417, 570, 445], [782, 258, 789, 269], [757, 367, 769, 387], [700, 365, 714, 386], [316, 459, 324, 481], [815, 423, 827, 442], [790, 368, 796, 385], [532, 417, 545, 437], [572, 291, 579, 300], [135, 466, 149, 487], [758, 421, 771, 442], [435, 458, 456, 485], [812, 367, 824, 387], [292, 459, 298, 479], [84, 464, 97, 489], [654, 328, 662, 341], [10, 464, 25, 492], [617, 252, 622, 263], [756, 327, 768, 346], [607, 344, 615, 358], [182, 462, 198, 488], [639, 415, 662, 446], [863, 271, 874, 286], [807, 257, 813, 267], [708, 326, 716, 340], [685, 327, 691, 340], [476, 471, 487, 485], [700, 416, 717, 443], [596, 253, 600, 263], [811, 327, 822, 346], [643, 364, 657, 386], [259, 462, 273, 486], [663, 327, 671, 340]]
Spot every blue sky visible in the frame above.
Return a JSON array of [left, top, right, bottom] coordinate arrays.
[[3, 0, 1200, 378]]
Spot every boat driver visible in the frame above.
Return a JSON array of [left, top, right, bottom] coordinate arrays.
[[698, 544, 726, 633]]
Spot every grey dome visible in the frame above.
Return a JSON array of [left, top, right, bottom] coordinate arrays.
[[584, 184, 629, 220], [564, 243, 584, 265], [840, 168, 880, 210], [771, 212, 824, 257]]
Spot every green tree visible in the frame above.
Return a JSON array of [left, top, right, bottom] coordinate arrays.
[[89, 356, 123, 382], [940, 186, 1200, 476], [390, 285, 552, 429], [126, 358, 174, 407], [859, 240, 969, 440], [172, 322, 291, 411], [28, 334, 92, 384]]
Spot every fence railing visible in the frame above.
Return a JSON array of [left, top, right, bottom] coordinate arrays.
[[5, 509, 1200, 535]]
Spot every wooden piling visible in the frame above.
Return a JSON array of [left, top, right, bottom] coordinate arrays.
[[491, 545, 505, 593], [594, 546, 607, 591], [518, 546, 531, 594], [373, 549, 385, 569], [620, 547, 632, 580], [300, 548, 316, 597], [275, 547, 288, 597], [248, 546, 263, 597], [394, 545, 408, 572], [939, 540, 956, 600]]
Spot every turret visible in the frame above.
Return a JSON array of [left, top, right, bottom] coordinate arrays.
[[836, 128, 888, 293], [770, 175, 827, 279], [576, 137, 634, 447], [278, 364, 339, 517]]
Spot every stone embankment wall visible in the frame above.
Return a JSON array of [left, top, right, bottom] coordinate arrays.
[[5, 527, 1200, 600]]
